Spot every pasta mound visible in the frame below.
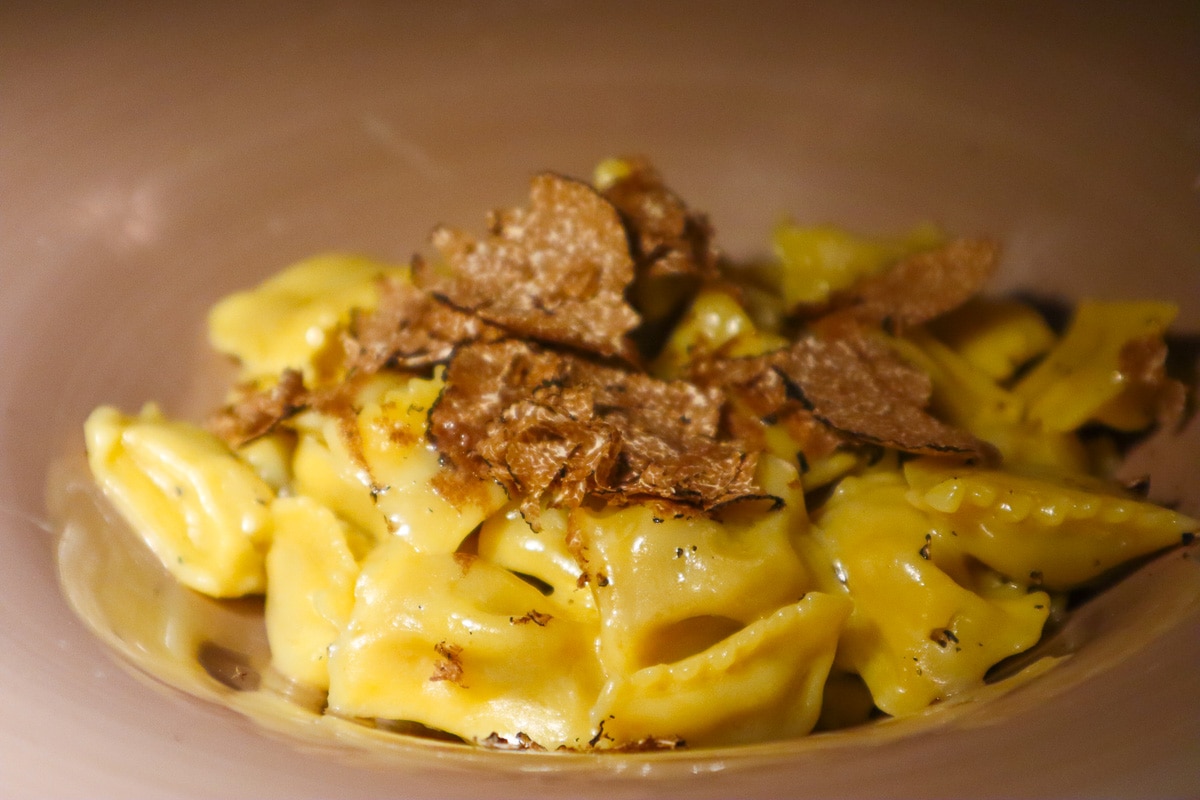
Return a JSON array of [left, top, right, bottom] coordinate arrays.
[[82, 158, 1196, 751]]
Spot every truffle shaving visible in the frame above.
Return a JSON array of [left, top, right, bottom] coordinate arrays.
[[770, 331, 989, 458], [690, 352, 845, 461], [600, 156, 719, 282], [343, 275, 503, 373], [430, 641, 465, 686], [1117, 335, 1187, 429], [430, 340, 761, 521], [419, 173, 640, 361], [829, 238, 998, 332], [209, 368, 308, 446]]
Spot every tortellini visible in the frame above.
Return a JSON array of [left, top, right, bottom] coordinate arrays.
[[929, 297, 1056, 382], [353, 372, 507, 551]]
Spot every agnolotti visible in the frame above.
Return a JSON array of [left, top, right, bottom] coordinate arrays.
[[903, 458, 1196, 589], [265, 496, 365, 691], [326, 539, 604, 749], [569, 454, 811, 679], [84, 405, 274, 598], [352, 373, 506, 552], [592, 593, 850, 746], [805, 471, 1050, 716], [208, 253, 405, 384]]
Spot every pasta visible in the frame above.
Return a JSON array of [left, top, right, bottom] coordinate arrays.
[[82, 158, 1196, 751]]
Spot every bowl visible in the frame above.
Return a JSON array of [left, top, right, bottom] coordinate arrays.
[[3, 2, 1198, 797]]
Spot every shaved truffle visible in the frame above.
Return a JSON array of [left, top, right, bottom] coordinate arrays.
[[1117, 335, 1187, 429], [430, 641, 465, 685], [771, 331, 989, 458], [343, 275, 503, 373], [209, 368, 307, 446], [429, 340, 760, 521], [213, 160, 1005, 526], [419, 173, 640, 361], [830, 238, 998, 332], [690, 352, 845, 461], [600, 156, 719, 282]]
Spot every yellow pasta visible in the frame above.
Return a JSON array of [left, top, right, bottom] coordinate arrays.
[[85, 405, 273, 597], [930, 297, 1056, 382], [209, 253, 405, 384], [354, 373, 507, 553], [592, 593, 850, 747], [769, 222, 943, 308], [652, 287, 787, 380], [476, 505, 597, 621], [77, 162, 1197, 752], [235, 430, 295, 493], [290, 425, 390, 540], [904, 458, 1195, 589], [326, 540, 604, 748], [1014, 300, 1178, 432], [569, 455, 808, 679], [265, 495, 363, 689], [891, 330, 1091, 473], [802, 472, 1049, 716]]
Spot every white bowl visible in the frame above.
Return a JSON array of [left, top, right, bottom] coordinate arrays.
[[4, 3, 1198, 797]]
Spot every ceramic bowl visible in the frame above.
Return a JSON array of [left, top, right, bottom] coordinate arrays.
[[4, 3, 1198, 797]]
